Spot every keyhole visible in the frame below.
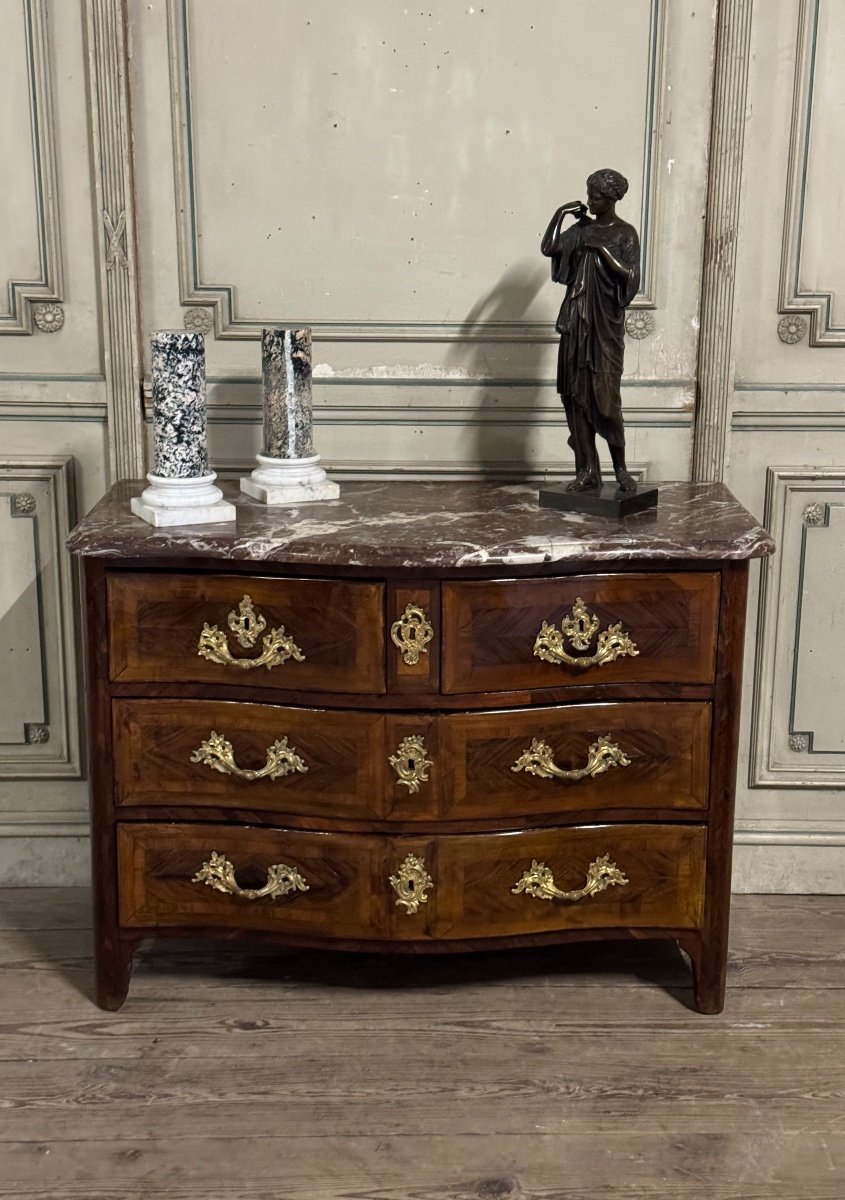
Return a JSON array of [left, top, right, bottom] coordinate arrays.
[[406, 757, 416, 773], [407, 879, 415, 892]]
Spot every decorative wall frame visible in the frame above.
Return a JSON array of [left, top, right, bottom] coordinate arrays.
[[0, 456, 82, 780], [0, 0, 65, 336], [166, 0, 666, 341], [750, 466, 845, 787], [778, 0, 845, 347]]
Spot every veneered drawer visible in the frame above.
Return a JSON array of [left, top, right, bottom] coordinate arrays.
[[114, 699, 389, 821], [118, 821, 705, 942], [108, 573, 385, 693], [118, 823, 383, 938], [421, 701, 711, 821], [435, 823, 706, 938], [442, 572, 720, 693]]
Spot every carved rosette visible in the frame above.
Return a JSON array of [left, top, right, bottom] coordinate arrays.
[[803, 503, 825, 526], [788, 733, 809, 753], [184, 307, 214, 336], [11, 493, 37, 516], [625, 311, 655, 340], [777, 315, 807, 344], [33, 303, 64, 333]]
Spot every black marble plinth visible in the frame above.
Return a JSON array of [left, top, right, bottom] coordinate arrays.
[[539, 482, 659, 517]]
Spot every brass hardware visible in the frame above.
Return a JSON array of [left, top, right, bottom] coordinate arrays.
[[190, 731, 308, 782], [511, 735, 631, 782], [533, 597, 639, 669], [390, 603, 434, 666], [197, 595, 305, 671], [227, 594, 266, 648], [512, 854, 629, 903], [389, 853, 433, 914], [389, 735, 433, 794], [192, 850, 309, 901]]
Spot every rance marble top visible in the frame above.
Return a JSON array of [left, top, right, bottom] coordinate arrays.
[[67, 480, 774, 570]]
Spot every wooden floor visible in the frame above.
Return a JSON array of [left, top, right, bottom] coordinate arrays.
[[0, 892, 843, 1199]]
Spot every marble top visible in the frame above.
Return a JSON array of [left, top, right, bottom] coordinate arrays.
[[67, 481, 774, 569]]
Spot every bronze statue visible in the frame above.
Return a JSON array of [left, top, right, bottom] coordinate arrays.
[[541, 169, 640, 494]]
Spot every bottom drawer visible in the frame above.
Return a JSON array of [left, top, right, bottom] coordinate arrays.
[[118, 822, 706, 941]]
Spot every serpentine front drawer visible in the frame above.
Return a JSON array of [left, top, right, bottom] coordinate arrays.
[[117, 821, 706, 941], [107, 572, 385, 694], [441, 572, 720, 694], [113, 698, 710, 825]]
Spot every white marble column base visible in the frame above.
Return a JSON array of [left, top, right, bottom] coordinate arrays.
[[131, 472, 236, 527], [240, 453, 340, 505]]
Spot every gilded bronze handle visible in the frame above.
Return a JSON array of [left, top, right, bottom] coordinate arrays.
[[389, 735, 433, 794], [533, 597, 639, 669], [197, 594, 305, 671], [192, 850, 309, 901], [389, 853, 433, 914], [190, 731, 308, 781], [511, 735, 630, 782], [512, 854, 629, 903], [390, 603, 434, 666]]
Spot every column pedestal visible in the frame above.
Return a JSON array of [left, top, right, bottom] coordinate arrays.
[[240, 454, 340, 505], [130, 472, 236, 527]]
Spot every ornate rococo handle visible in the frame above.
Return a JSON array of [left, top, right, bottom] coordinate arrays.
[[512, 854, 629, 903], [190, 731, 308, 782], [389, 853, 434, 914], [192, 850, 309, 901], [533, 597, 639, 669], [390, 603, 434, 666], [197, 594, 305, 671], [511, 735, 631, 782]]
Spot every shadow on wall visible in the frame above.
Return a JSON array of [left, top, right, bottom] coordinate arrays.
[[446, 262, 556, 480]]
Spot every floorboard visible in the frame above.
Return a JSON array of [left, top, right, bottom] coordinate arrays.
[[0, 890, 842, 1199]]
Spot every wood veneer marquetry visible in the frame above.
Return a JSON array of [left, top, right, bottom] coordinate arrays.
[[108, 572, 386, 693], [72, 482, 770, 1012], [441, 572, 720, 694], [113, 699, 390, 820], [430, 701, 711, 821]]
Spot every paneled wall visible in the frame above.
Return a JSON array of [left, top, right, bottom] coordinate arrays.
[[129, 0, 712, 483], [729, 0, 845, 890], [0, 0, 842, 890]]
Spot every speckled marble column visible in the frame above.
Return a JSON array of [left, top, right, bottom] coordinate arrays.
[[241, 327, 339, 505], [131, 330, 235, 526]]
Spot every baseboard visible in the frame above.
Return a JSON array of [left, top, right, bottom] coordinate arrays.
[[0, 833, 90, 887]]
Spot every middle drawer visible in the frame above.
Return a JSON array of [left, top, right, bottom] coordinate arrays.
[[114, 699, 710, 823]]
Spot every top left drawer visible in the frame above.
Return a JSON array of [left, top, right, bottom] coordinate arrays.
[[107, 573, 386, 694]]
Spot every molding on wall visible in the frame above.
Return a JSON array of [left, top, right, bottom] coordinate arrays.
[[750, 465, 845, 788], [166, 0, 666, 341], [692, 0, 753, 482], [0, 456, 82, 779], [1, 0, 65, 335], [84, 0, 146, 480], [778, 0, 845, 346]]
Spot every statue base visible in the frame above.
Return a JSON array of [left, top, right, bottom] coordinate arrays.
[[131, 473, 236, 527], [240, 453, 340, 505], [538, 482, 659, 517]]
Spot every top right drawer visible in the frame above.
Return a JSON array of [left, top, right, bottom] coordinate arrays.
[[441, 572, 720, 694]]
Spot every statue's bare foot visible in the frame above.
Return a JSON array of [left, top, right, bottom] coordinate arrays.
[[615, 468, 637, 494], [566, 470, 602, 493]]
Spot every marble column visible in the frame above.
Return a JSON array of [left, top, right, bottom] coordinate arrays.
[[241, 327, 339, 505], [131, 330, 235, 526]]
